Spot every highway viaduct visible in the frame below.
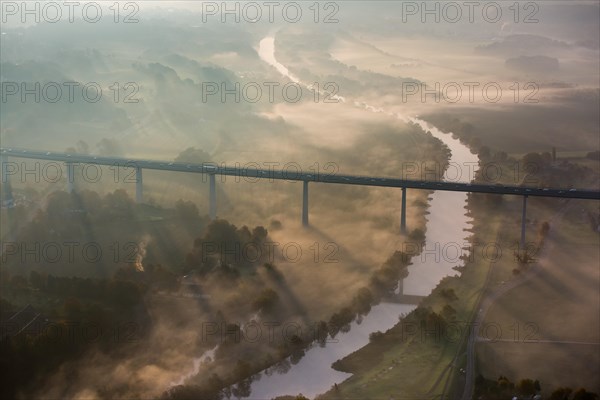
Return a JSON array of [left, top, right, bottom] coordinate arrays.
[[2, 147, 599, 252]]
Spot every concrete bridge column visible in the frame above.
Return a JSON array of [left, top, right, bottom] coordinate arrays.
[[0, 154, 7, 182], [520, 195, 528, 259], [401, 187, 407, 233], [302, 181, 309, 227], [0, 154, 15, 207], [209, 173, 216, 220], [66, 162, 75, 193], [135, 167, 143, 203]]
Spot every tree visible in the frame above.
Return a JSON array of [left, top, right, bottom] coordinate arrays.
[[64, 297, 82, 318], [409, 228, 425, 242], [251, 226, 268, 243], [328, 307, 356, 337], [66, 140, 90, 155], [103, 189, 134, 218], [352, 287, 373, 315], [252, 288, 279, 312], [384, 250, 410, 269], [469, 136, 482, 149], [369, 331, 385, 342], [0, 270, 10, 287], [522, 152, 543, 169], [540, 151, 552, 164], [232, 359, 253, 381], [221, 323, 241, 346], [109, 280, 142, 308], [573, 389, 599, 400], [161, 384, 222, 400], [261, 263, 284, 282], [29, 271, 44, 289], [442, 304, 457, 320], [95, 137, 123, 156], [174, 147, 211, 164], [441, 288, 458, 301], [205, 373, 225, 394], [231, 378, 252, 399], [479, 145, 491, 160], [269, 219, 283, 230], [78, 190, 102, 215], [175, 200, 199, 220], [10, 275, 28, 292], [550, 387, 573, 400], [497, 375, 514, 391], [314, 320, 328, 344], [585, 150, 600, 160], [517, 378, 537, 396], [212, 262, 240, 282], [494, 151, 508, 162], [203, 220, 240, 258], [539, 221, 550, 236]]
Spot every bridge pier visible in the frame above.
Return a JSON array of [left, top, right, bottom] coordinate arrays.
[[136, 167, 143, 203], [520, 195, 528, 259], [302, 181, 309, 227], [209, 173, 216, 220], [0, 154, 7, 182], [66, 162, 75, 193], [401, 187, 407, 233], [0, 154, 15, 207]]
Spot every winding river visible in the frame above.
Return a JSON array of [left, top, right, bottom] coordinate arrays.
[[175, 36, 480, 399], [248, 36, 480, 399]]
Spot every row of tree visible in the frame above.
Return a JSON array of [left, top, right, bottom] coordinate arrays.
[[475, 375, 598, 400]]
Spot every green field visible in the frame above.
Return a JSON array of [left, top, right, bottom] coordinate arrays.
[[476, 201, 600, 395], [318, 178, 599, 399]]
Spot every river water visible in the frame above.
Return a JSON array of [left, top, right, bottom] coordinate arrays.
[[177, 36, 480, 399], [248, 36, 480, 399]]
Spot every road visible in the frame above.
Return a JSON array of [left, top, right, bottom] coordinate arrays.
[[2, 147, 600, 200]]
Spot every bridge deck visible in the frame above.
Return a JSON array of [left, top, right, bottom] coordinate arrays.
[[1, 148, 599, 200]]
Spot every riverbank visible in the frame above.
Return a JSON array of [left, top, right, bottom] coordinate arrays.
[[317, 156, 599, 399], [317, 188, 526, 399]]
